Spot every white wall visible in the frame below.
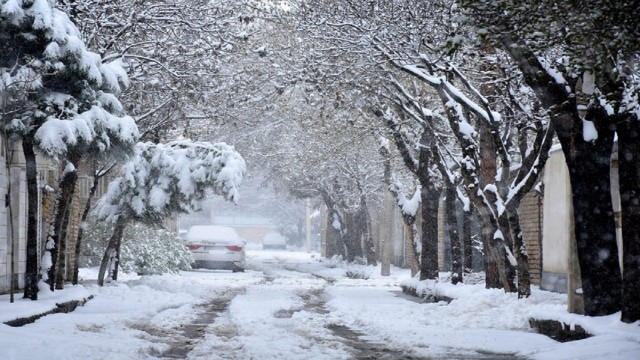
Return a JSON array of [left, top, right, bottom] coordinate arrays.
[[0, 136, 9, 292], [542, 148, 573, 275]]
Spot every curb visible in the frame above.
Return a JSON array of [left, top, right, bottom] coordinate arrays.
[[3, 295, 95, 327]]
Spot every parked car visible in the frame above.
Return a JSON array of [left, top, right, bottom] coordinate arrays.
[[185, 225, 246, 272], [262, 232, 287, 250]]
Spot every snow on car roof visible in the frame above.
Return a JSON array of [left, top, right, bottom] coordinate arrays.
[[186, 225, 241, 242]]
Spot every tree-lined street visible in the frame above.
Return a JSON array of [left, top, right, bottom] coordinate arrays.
[[3, 249, 639, 359], [1, 1, 640, 358]]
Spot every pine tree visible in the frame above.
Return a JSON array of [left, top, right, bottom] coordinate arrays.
[[93, 140, 245, 285], [1, 0, 138, 296]]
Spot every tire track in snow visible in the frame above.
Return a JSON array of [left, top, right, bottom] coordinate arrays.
[[271, 266, 421, 359], [130, 287, 244, 359]]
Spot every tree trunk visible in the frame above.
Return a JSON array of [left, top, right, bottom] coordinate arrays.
[[500, 34, 621, 316], [342, 210, 364, 262], [53, 158, 79, 290], [407, 222, 421, 277], [360, 197, 377, 266], [495, 211, 518, 293], [419, 184, 439, 280], [447, 185, 463, 284], [386, 179, 421, 277], [482, 221, 501, 289], [462, 206, 473, 274], [616, 118, 640, 323], [42, 201, 59, 291], [380, 154, 393, 276], [98, 216, 128, 286], [478, 125, 505, 289], [559, 109, 621, 316], [325, 211, 344, 259], [110, 227, 124, 281], [55, 190, 76, 290], [22, 139, 39, 300], [506, 205, 531, 297], [321, 192, 345, 259], [72, 179, 98, 285]]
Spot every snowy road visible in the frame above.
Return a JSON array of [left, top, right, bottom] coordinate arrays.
[[2, 249, 640, 360], [184, 254, 421, 359]]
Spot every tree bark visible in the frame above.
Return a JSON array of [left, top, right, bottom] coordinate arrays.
[[447, 185, 463, 284], [481, 221, 501, 289], [495, 211, 518, 293], [43, 190, 69, 291], [55, 189, 76, 290], [360, 197, 377, 266], [22, 139, 39, 300], [616, 118, 640, 323], [342, 210, 364, 262], [566, 131, 620, 315], [477, 125, 511, 289], [53, 157, 79, 290], [552, 107, 621, 315], [407, 222, 421, 277], [385, 178, 421, 277], [110, 226, 124, 281], [380, 152, 393, 276], [321, 192, 345, 259], [419, 184, 440, 280], [506, 205, 531, 298], [98, 216, 128, 286], [462, 206, 473, 274]]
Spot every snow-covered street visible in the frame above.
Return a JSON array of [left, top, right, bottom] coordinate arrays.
[[1, 249, 640, 360]]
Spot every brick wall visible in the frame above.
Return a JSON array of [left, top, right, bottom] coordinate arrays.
[[518, 188, 544, 286]]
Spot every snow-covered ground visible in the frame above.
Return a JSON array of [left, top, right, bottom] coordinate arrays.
[[1, 249, 639, 359]]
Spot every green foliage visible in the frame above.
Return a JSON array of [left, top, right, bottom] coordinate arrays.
[[82, 220, 192, 275]]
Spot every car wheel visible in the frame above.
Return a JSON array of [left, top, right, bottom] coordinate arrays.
[[232, 266, 245, 273]]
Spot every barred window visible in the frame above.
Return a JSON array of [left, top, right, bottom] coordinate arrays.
[[78, 176, 92, 198]]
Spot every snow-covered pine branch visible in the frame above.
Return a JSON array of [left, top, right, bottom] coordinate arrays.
[[94, 140, 246, 225]]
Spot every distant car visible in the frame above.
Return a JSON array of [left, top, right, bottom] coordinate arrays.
[[185, 225, 246, 272], [262, 232, 287, 250]]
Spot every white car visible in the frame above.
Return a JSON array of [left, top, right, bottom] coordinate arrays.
[[185, 225, 246, 272], [262, 232, 287, 250]]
